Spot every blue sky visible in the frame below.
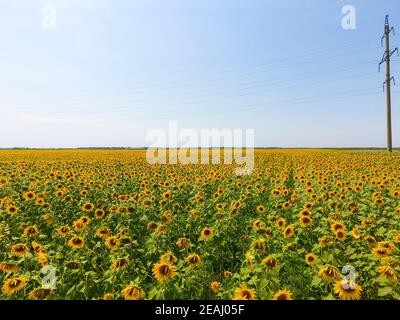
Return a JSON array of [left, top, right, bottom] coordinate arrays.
[[0, 0, 399, 148]]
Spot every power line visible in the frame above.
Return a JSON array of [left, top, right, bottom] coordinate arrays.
[[5, 38, 380, 106]]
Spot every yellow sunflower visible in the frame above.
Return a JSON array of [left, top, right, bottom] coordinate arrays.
[[305, 253, 317, 266], [200, 227, 215, 241], [10, 244, 30, 256], [121, 285, 145, 300], [68, 236, 85, 249], [152, 262, 176, 282], [272, 289, 293, 300], [186, 253, 202, 268], [318, 265, 341, 282], [233, 285, 256, 300], [334, 280, 362, 300], [2, 276, 28, 295]]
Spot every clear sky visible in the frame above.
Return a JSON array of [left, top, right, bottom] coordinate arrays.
[[1, 0, 400, 148]]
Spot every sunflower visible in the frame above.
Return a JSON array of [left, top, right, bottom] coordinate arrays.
[[57, 226, 70, 237], [283, 225, 295, 238], [200, 227, 215, 241], [251, 239, 266, 252], [23, 226, 38, 238], [262, 256, 278, 268], [96, 227, 111, 238], [23, 191, 36, 201], [351, 228, 360, 239], [233, 285, 256, 300], [37, 253, 48, 267], [363, 235, 376, 246], [27, 288, 52, 300], [256, 205, 266, 214], [272, 289, 293, 300], [0, 262, 19, 274], [121, 285, 145, 300], [10, 244, 29, 256], [334, 280, 362, 300], [318, 265, 341, 282], [32, 241, 44, 253], [159, 252, 178, 265], [186, 253, 202, 268], [319, 236, 333, 248], [105, 236, 119, 250], [299, 215, 312, 228], [82, 202, 94, 212], [103, 293, 113, 300], [372, 247, 389, 258], [2, 276, 28, 295], [147, 221, 158, 231], [210, 281, 220, 294], [224, 271, 232, 277], [81, 216, 91, 225], [6, 205, 18, 215], [276, 217, 286, 229], [73, 220, 86, 232], [111, 258, 129, 270], [176, 237, 190, 249], [377, 266, 398, 282], [335, 230, 346, 241], [94, 209, 105, 219], [331, 222, 346, 233], [68, 236, 85, 249], [152, 262, 176, 282], [377, 241, 396, 254], [252, 219, 265, 230], [305, 253, 317, 266]]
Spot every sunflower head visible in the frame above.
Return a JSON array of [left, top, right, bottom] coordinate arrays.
[[152, 262, 176, 282], [334, 280, 362, 300], [272, 289, 293, 300], [233, 285, 256, 300], [186, 254, 201, 268], [305, 253, 317, 266], [68, 236, 85, 249], [121, 285, 145, 300], [210, 281, 220, 294], [2, 276, 28, 295]]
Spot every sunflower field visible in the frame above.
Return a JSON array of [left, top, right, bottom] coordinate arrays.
[[0, 149, 400, 300]]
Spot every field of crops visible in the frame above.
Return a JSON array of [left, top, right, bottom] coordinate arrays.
[[0, 149, 400, 300]]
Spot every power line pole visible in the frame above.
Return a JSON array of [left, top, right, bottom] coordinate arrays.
[[379, 15, 398, 152]]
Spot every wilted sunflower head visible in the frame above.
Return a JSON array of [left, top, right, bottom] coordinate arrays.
[[27, 288, 52, 300], [0, 262, 19, 274], [318, 265, 341, 282], [121, 285, 145, 300], [111, 258, 129, 270]]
